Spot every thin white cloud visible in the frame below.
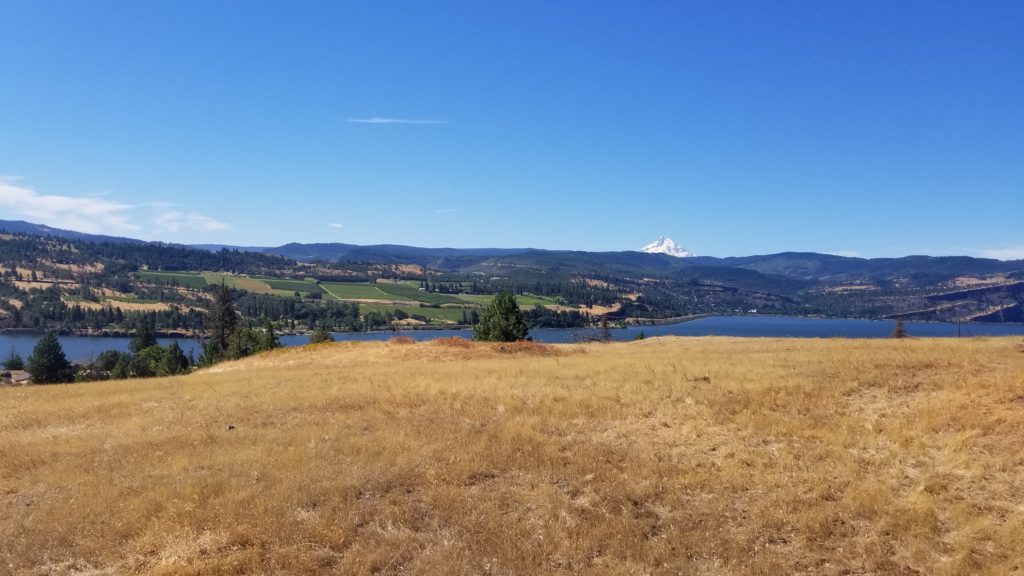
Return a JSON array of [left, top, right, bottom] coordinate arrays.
[[328, 222, 344, 228], [975, 247, 1024, 261], [345, 116, 446, 125], [153, 210, 230, 233], [1, 179, 231, 238], [434, 208, 464, 214], [0, 181, 138, 233], [829, 250, 863, 258]]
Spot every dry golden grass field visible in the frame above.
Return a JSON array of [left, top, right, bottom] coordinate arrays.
[[2, 337, 1024, 575]]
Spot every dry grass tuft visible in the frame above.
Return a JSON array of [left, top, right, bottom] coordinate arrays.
[[387, 335, 417, 345], [2, 337, 1024, 575], [492, 340, 562, 355]]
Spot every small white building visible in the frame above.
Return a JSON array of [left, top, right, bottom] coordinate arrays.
[[0, 370, 32, 385]]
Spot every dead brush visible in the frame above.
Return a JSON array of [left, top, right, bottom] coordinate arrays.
[[432, 336, 475, 348], [388, 335, 416, 345]]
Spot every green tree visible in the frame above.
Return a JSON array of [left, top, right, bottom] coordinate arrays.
[[200, 280, 240, 366], [224, 322, 261, 360], [473, 291, 529, 342], [363, 311, 385, 331], [3, 347, 25, 370], [26, 333, 73, 384], [94, 350, 125, 374], [111, 355, 132, 380], [129, 320, 158, 353], [160, 341, 190, 375], [134, 346, 164, 378], [208, 280, 238, 352], [258, 317, 280, 351], [310, 321, 334, 344]]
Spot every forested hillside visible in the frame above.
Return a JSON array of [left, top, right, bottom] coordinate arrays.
[[2, 223, 1022, 336]]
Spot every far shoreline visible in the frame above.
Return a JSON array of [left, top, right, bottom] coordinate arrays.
[[2, 314, 1021, 340]]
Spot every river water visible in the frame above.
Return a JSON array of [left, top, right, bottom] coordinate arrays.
[[1, 316, 1021, 362]]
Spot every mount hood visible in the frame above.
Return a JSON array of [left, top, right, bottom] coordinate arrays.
[[640, 236, 693, 258]]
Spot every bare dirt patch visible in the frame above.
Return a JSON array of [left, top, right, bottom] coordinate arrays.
[[950, 274, 1012, 288], [41, 260, 105, 273], [575, 277, 615, 289], [104, 300, 172, 312], [392, 318, 427, 326], [578, 302, 622, 315], [826, 283, 877, 293], [14, 280, 77, 291]]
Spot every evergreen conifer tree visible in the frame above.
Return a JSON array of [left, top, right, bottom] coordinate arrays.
[[160, 341, 190, 375], [208, 280, 238, 352], [26, 333, 73, 383], [473, 291, 529, 342], [129, 320, 158, 353], [259, 317, 280, 351]]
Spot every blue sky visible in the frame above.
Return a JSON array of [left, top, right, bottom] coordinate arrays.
[[1, 1, 1021, 258]]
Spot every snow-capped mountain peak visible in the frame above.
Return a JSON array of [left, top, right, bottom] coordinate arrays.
[[640, 236, 693, 258]]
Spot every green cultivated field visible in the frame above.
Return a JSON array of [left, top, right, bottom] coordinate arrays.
[[320, 283, 412, 301], [375, 280, 421, 288], [264, 278, 324, 294], [358, 303, 467, 324], [137, 273, 559, 315], [138, 271, 321, 296], [321, 282, 560, 309], [136, 271, 208, 289], [199, 272, 288, 295], [375, 285, 466, 305]]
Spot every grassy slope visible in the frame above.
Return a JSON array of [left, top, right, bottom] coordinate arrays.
[[2, 338, 1023, 575]]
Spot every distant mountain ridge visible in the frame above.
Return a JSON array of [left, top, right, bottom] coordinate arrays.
[[2, 219, 1022, 284], [4, 219, 1023, 325], [0, 219, 147, 245]]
